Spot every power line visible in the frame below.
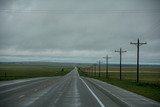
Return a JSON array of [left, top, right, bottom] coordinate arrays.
[[0, 9, 160, 14]]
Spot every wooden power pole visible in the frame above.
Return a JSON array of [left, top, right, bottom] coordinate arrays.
[[103, 55, 111, 78], [130, 38, 147, 82], [115, 48, 127, 80]]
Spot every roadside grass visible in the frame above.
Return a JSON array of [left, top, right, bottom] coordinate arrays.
[[0, 65, 73, 81], [78, 68, 160, 102]]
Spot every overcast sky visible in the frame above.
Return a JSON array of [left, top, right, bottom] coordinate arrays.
[[0, 0, 160, 64]]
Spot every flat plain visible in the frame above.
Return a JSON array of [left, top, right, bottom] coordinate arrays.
[[0, 62, 73, 80]]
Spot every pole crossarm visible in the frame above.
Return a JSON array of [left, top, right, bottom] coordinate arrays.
[[115, 49, 127, 53], [130, 42, 147, 46], [103, 56, 111, 59]]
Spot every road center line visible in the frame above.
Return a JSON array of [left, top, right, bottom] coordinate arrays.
[[80, 78, 105, 107]]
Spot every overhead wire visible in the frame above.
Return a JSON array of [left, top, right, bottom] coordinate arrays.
[[0, 9, 160, 14]]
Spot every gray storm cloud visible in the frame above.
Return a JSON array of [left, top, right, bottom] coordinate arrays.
[[0, 0, 160, 63]]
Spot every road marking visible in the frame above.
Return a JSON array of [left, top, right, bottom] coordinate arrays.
[[80, 78, 105, 107], [19, 95, 25, 98]]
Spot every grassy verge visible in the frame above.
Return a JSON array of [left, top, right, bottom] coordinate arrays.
[[0, 64, 73, 81], [78, 69, 160, 102]]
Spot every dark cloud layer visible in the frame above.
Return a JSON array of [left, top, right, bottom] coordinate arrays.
[[0, 0, 160, 63]]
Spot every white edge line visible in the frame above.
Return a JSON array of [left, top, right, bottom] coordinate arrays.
[[80, 78, 105, 107]]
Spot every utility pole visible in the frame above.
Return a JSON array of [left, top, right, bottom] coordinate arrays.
[[5, 72, 6, 79], [103, 55, 111, 78], [115, 48, 127, 80], [90, 67, 92, 76], [88, 67, 90, 76], [90, 66, 92, 76], [94, 64, 96, 76], [87, 67, 90, 76], [92, 65, 94, 77], [98, 60, 101, 77], [130, 38, 147, 83]]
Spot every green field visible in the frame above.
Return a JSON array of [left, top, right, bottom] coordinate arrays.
[[0, 63, 73, 80], [78, 66, 160, 102]]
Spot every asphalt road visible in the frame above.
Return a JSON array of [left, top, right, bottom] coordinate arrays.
[[0, 67, 159, 107]]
